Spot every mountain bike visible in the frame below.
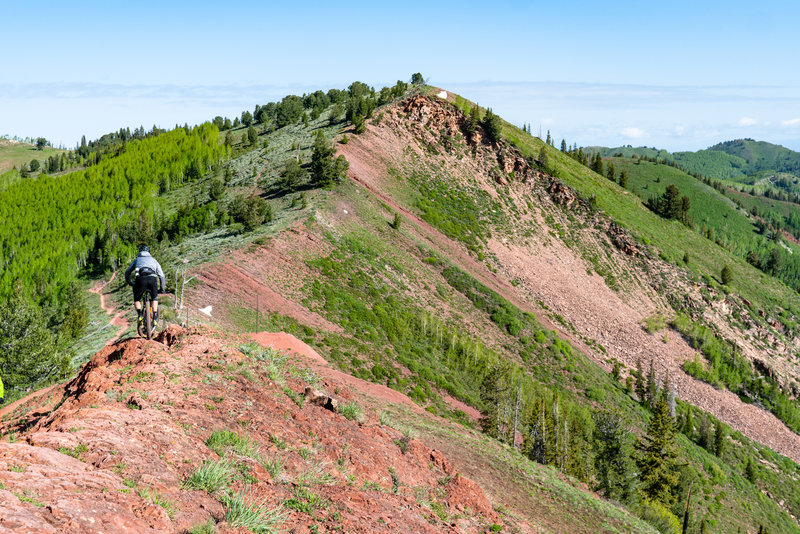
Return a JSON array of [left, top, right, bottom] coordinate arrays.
[[137, 290, 156, 340]]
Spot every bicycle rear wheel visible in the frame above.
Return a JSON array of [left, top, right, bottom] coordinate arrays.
[[143, 294, 153, 340]]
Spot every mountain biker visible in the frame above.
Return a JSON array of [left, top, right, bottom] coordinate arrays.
[[124, 245, 166, 331], [0, 374, 4, 405]]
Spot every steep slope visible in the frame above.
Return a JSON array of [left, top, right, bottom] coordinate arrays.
[[163, 92, 800, 531], [6, 84, 800, 533], [335, 94, 800, 459], [0, 327, 497, 533], [0, 326, 659, 533]]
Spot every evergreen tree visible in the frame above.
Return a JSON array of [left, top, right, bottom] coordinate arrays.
[[593, 409, 633, 501], [721, 265, 733, 285], [714, 419, 726, 457], [241, 110, 253, 127], [277, 159, 307, 193], [481, 108, 502, 143], [310, 131, 349, 188], [745, 457, 758, 483], [606, 163, 615, 181], [618, 170, 628, 189], [329, 103, 344, 125], [246, 126, 258, 145], [208, 178, 226, 201], [352, 114, 366, 135], [635, 357, 646, 401], [538, 147, 548, 172], [464, 105, 481, 139], [410, 72, 424, 85], [0, 294, 69, 400], [228, 194, 272, 231], [560, 139, 567, 152], [698, 413, 712, 451], [546, 130, 552, 146], [682, 406, 695, 437], [646, 359, 658, 408], [635, 389, 679, 505], [592, 152, 604, 175], [480, 362, 512, 440]]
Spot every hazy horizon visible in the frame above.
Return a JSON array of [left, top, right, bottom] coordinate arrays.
[[2, 0, 798, 153]]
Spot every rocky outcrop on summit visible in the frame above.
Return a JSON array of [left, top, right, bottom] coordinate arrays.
[[0, 327, 503, 533]]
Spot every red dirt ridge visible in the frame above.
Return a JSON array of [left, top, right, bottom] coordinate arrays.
[[0, 326, 505, 533]]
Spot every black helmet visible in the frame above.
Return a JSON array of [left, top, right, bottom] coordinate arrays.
[[139, 245, 150, 253]]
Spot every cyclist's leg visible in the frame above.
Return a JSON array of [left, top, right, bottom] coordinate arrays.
[[133, 280, 145, 321], [147, 278, 159, 325]]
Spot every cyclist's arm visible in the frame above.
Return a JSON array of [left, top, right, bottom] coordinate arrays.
[[124, 261, 135, 286]]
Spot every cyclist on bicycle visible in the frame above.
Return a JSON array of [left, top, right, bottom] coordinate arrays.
[[124, 245, 166, 330]]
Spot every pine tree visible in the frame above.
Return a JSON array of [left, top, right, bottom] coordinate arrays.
[[714, 419, 726, 457], [635, 389, 679, 505], [480, 362, 512, 439], [618, 170, 628, 189], [606, 163, 615, 181], [635, 357, 646, 402], [560, 139, 567, 152], [646, 359, 658, 408], [745, 457, 758, 483], [546, 130, 552, 145], [721, 265, 733, 285], [593, 409, 633, 501], [481, 108, 502, 143], [310, 131, 349, 188], [538, 147, 548, 171]]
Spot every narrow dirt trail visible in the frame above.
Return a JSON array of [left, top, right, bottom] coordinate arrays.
[[89, 271, 130, 345]]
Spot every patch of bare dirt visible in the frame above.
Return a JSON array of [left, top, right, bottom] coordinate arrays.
[[0, 327, 507, 533], [488, 234, 800, 463], [186, 235, 341, 334]]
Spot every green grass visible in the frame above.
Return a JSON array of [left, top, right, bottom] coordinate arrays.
[[339, 401, 363, 422], [0, 140, 70, 179], [137, 486, 177, 519], [206, 430, 260, 458], [183, 459, 236, 493], [608, 156, 800, 291], [222, 489, 286, 533]]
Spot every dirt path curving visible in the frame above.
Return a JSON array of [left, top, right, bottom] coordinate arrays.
[[89, 271, 129, 345]]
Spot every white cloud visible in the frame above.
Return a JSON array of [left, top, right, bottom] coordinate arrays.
[[738, 116, 759, 126], [782, 118, 800, 126], [674, 125, 685, 135], [621, 127, 648, 139]]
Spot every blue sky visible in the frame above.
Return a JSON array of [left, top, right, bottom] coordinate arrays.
[[2, 0, 799, 151]]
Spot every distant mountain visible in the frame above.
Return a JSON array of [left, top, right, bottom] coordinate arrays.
[[708, 138, 800, 175], [593, 139, 800, 182]]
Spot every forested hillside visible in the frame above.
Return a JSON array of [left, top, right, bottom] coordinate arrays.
[[3, 78, 800, 533]]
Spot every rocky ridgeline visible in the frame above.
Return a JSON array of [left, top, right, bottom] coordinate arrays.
[[0, 326, 501, 533]]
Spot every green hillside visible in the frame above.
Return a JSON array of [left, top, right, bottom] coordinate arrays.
[[604, 156, 800, 289], [2, 80, 800, 533]]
